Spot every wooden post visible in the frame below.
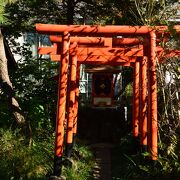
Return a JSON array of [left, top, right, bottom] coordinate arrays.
[[132, 61, 140, 138], [143, 38, 152, 157], [54, 31, 70, 176], [65, 43, 78, 158], [140, 57, 148, 151], [73, 64, 80, 139], [149, 31, 158, 160]]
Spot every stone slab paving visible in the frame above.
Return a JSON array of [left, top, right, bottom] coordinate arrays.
[[91, 143, 113, 180]]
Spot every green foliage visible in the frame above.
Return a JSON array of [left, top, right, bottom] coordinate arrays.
[[10, 39, 58, 131], [62, 142, 95, 180], [4, 0, 65, 34], [0, 0, 179, 179], [0, 0, 17, 24], [63, 160, 93, 180], [102, 0, 179, 25], [124, 83, 133, 97], [0, 0, 8, 24], [0, 128, 54, 179], [0, 36, 58, 130], [73, 141, 94, 161], [112, 134, 180, 180], [0, 128, 95, 179]]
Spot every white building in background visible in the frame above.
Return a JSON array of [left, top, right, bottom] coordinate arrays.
[[12, 35, 25, 61], [11, 33, 51, 62]]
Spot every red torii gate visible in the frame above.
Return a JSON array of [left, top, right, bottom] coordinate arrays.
[[36, 24, 180, 177]]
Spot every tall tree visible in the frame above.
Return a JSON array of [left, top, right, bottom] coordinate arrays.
[[0, 0, 26, 126]]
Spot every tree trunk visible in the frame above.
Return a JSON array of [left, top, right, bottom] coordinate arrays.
[[0, 28, 25, 126], [66, 0, 75, 24]]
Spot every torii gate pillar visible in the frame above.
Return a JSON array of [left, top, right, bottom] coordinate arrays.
[[149, 31, 158, 160], [54, 32, 70, 175]]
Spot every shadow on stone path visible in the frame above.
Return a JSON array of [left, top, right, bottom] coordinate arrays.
[[91, 143, 113, 180]]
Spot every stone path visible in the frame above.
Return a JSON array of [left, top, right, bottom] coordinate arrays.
[[78, 106, 127, 179], [91, 143, 113, 180]]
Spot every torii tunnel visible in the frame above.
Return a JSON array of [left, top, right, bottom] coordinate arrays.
[[36, 24, 180, 177]]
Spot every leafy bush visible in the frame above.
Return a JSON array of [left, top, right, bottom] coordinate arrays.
[[112, 134, 180, 180], [0, 128, 95, 180], [62, 141, 95, 180], [0, 128, 54, 179]]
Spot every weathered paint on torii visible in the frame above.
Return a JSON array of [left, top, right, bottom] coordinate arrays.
[[36, 24, 180, 177]]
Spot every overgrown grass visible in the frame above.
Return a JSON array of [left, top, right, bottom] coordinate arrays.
[[111, 134, 180, 180], [62, 141, 95, 180], [0, 128, 54, 179], [0, 128, 95, 179]]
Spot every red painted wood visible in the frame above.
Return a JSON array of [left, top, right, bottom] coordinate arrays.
[[140, 57, 147, 146], [36, 24, 180, 36], [55, 32, 70, 157], [36, 23, 180, 163], [132, 61, 140, 137], [50, 36, 143, 46], [149, 31, 158, 160], [66, 42, 78, 144], [73, 64, 80, 135]]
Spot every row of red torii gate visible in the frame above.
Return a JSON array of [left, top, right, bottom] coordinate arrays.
[[36, 24, 180, 177]]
